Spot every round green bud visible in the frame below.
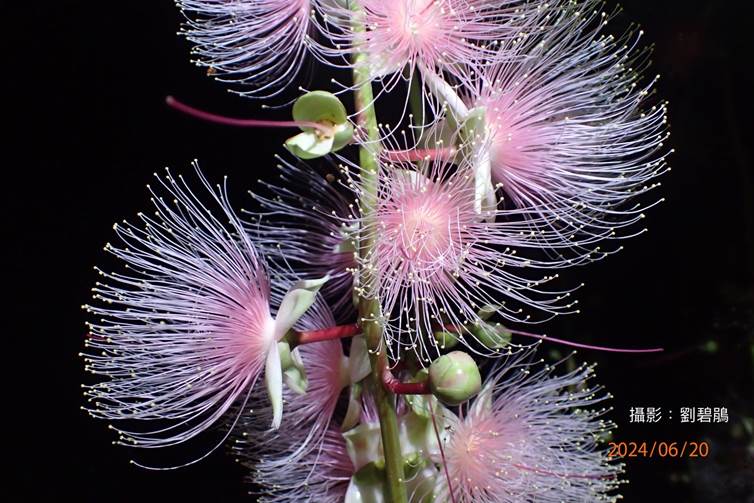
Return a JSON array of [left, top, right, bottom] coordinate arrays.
[[428, 351, 482, 406]]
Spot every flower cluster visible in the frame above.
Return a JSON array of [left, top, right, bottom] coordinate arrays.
[[83, 0, 669, 500]]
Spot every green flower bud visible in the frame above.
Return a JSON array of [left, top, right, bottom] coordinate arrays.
[[285, 90, 354, 159], [428, 351, 481, 406]]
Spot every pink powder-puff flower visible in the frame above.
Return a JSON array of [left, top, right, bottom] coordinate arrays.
[[246, 156, 358, 322], [234, 297, 365, 476], [348, 155, 583, 364], [321, 0, 535, 91], [437, 349, 623, 502], [177, 0, 321, 98], [243, 426, 354, 502], [81, 164, 327, 456], [453, 1, 671, 257]]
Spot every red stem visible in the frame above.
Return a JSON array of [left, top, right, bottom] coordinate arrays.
[[290, 323, 361, 346], [165, 96, 331, 134], [382, 367, 431, 395]]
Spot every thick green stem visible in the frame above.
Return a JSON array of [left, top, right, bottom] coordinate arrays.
[[352, 14, 408, 503]]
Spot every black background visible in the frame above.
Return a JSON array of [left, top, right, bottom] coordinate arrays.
[[7, 1, 753, 501]]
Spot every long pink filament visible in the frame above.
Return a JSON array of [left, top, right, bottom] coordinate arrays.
[[165, 96, 332, 134], [510, 329, 664, 353], [430, 406, 458, 503]]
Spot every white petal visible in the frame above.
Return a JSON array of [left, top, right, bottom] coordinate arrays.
[[265, 340, 283, 429]]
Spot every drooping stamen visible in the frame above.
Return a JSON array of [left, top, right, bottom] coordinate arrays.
[[383, 147, 456, 163], [509, 328, 664, 354], [287, 323, 361, 347], [381, 367, 431, 395], [165, 96, 333, 135], [429, 405, 458, 503]]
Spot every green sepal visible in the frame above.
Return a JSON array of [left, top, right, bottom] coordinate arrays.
[[274, 276, 329, 339], [278, 342, 308, 394], [346, 460, 386, 503], [477, 304, 500, 321], [403, 370, 438, 418], [285, 91, 354, 159], [285, 131, 334, 159], [293, 90, 348, 126], [349, 335, 371, 384], [342, 382, 364, 432], [460, 106, 487, 143], [432, 330, 459, 350], [469, 321, 512, 350]]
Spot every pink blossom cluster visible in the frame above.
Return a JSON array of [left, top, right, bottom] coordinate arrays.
[[81, 0, 669, 500]]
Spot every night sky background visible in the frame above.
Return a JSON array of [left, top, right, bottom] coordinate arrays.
[[7, 1, 753, 501]]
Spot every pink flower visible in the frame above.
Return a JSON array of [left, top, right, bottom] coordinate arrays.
[[242, 426, 354, 502], [352, 157, 580, 363], [81, 165, 325, 453], [177, 0, 317, 97], [458, 1, 670, 256], [323, 0, 527, 85], [246, 157, 357, 322], [438, 350, 622, 502], [237, 299, 352, 470]]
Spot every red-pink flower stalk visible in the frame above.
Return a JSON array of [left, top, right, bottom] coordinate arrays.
[[288, 323, 361, 346], [166, 96, 335, 135], [437, 350, 623, 502]]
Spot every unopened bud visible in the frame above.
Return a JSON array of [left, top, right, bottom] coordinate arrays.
[[429, 351, 481, 405]]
